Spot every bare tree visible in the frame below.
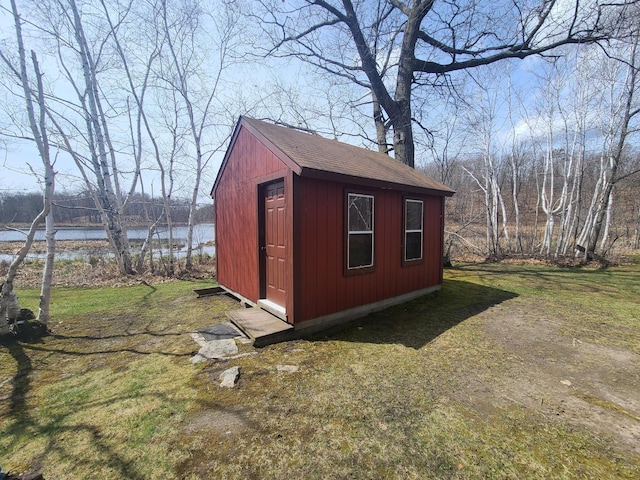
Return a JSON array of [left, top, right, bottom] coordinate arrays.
[[157, 0, 240, 269], [577, 30, 640, 259], [27, 0, 137, 274], [554, 52, 592, 257], [535, 62, 568, 256], [0, 0, 55, 331], [1, 0, 252, 277], [98, 0, 172, 273], [460, 68, 510, 257], [258, 0, 630, 168]]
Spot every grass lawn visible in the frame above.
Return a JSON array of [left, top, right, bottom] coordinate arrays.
[[1, 262, 639, 479]]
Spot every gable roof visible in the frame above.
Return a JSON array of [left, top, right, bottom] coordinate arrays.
[[214, 116, 455, 196]]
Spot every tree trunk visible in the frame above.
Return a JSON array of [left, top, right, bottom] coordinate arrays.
[[586, 172, 617, 255], [38, 207, 55, 326], [0, 1, 54, 332], [510, 152, 521, 253], [389, 4, 420, 168], [390, 108, 415, 167], [32, 51, 55, 326], [0, 214, 47, 333], [600, 190, 614, 251], [540, 138, 555, 255], [185, 182, 199, 270], [68, 0, 133, 275], [579, 35, 638, 259], [372, 90, 389, 154]]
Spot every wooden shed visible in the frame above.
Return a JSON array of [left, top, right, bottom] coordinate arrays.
[[211, 116, 454, 343]]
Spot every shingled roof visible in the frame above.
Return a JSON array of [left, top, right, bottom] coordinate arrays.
[[223, 116, 455, 195]]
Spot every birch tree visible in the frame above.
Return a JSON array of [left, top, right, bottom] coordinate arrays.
[[577, 31, 640, 259], [98, 0, 173, 273], [461, 69, 510, 257], [157, 0, 239, 270], [554, 51, 593, 256], [506, 85, 525, 254], [29, 0, 137, 274], [0, 0, 55, 331], [535, 62, 568, 255]]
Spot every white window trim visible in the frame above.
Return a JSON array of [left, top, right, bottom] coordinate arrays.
[[404, 198, 423, 262], [347, 193, 375, 270]]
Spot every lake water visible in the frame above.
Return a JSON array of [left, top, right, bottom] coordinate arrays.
[[0, 223, 215, 261]]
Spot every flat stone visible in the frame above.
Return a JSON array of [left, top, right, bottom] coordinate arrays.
[[219, 366, 240, 388], [276, 364, 299, 373], [190, 353, 208, 364], [190, 332, 210, 348], [197, 338, 238, 359]]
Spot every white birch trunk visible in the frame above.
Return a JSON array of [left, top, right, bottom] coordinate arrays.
[[540, 147, 555, 255], [31, 51, 55, 326], [64, 0, 133, 274], [0, 1, 55, 332], [495, 175, 510, 249], [577, 35, 638, 258], [600, 190, 614, 251], [39, 206, 55, 326], [510, 152, 521, 253]]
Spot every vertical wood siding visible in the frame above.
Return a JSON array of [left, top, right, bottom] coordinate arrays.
[[214, 127, 288, 302], [216, 124, 446, 325], [295, 176, 445, 323]]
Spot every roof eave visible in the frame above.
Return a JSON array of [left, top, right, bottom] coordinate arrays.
[[299, 167, 455, 196]]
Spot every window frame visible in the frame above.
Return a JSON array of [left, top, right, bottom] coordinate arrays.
[[403, 197, 424, 266], [344, 190, 375, 275]]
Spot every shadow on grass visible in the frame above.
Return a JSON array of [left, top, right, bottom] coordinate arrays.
[[0, 333, 191, 479], [0, 325, 196, 477], [311, 279, 518, 349], [2, 339, 33, 420], [0, 387, 177, 480], [25, 326, 195, 358], [451, 262, 640, 294]]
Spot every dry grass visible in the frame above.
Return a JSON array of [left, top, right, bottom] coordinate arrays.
[[0, 251, 216, 289], [1, 260, 639, 479]]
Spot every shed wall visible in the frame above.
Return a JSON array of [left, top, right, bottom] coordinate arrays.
[[294, 176, 444, 323], [215, 126, 289, 302]]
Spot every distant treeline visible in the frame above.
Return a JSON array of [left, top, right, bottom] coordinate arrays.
[[0, 191, 213, 225]]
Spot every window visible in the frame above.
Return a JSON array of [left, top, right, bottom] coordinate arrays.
[[404, 198, 423, 263], [347, 193, 374, 271]]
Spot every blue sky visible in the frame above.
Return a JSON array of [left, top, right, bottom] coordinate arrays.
[[1, 0, 637, 200]]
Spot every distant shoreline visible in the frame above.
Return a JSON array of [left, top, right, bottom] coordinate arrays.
[[0, 222, 194, 230]]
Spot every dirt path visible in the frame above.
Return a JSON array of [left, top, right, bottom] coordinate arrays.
[[471, 302, 640, 455]]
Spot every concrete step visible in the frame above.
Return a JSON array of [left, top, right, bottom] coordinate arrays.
[[227, 308, 294, 347]]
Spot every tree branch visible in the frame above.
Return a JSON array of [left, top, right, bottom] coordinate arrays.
[[413, 36, 609, 74]]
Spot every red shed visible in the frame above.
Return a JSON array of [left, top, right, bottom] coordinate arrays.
[[211, 117, 454, 342]]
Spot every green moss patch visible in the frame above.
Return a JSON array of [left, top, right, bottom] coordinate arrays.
[[2, 264, 639, 478]]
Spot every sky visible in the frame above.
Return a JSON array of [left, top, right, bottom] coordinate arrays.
[[0, 134, 226, 202], [0, 0, 636, 200], [0, 1, 230, 202], [0, 0, 308, 201]]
